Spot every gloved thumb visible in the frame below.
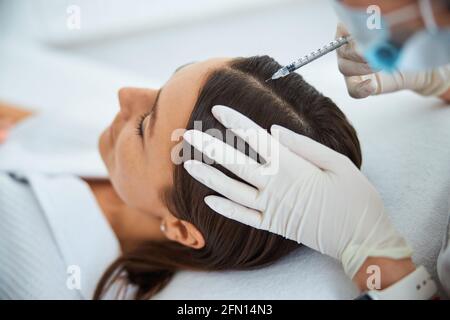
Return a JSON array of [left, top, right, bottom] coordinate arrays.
[[345, 76, 378, 98]]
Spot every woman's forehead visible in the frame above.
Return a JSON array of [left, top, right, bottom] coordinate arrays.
[[141, 58, 231, 196], [168, 57, 231, 95], [145, 57, 231, 178], [157, 58, 231, 132]]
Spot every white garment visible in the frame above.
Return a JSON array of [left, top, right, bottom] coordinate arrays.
[[0, 112, 120, 299], [0, 111, 107, 177], [437, 196, 450, 295]]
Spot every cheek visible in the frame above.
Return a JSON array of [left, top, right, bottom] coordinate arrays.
[[109, 130, 144, 202], [110, 130, 161, 211]]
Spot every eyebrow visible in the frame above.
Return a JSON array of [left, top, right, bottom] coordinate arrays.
[[147, 88, 162, 139], [174, 61, 195, 73], [146, 62, 195, 139]]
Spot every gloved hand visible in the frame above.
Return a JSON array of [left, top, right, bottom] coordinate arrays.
[[336, 23, 450, 99], [183, 105, 413, 279]]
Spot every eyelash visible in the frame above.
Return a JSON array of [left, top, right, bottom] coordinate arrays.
[[135, 112, 150, 137]]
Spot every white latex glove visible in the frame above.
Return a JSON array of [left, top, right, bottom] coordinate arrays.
[[336, 23, 450, 99], [183, 105, 412, 279]]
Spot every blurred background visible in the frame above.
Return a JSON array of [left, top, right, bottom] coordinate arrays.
[[0, 0, 339, 83]]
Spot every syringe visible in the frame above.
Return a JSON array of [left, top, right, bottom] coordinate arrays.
[[267, 35, 351, 81]]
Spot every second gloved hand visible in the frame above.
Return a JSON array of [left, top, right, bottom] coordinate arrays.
[[183, 105, 413, 279], [336, 23, 450, 99]]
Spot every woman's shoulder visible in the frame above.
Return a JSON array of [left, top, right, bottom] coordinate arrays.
[[0, 172, 120, 299], [0, 173, 82, 299]]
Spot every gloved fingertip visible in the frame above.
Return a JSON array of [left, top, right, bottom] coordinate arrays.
[[183, 159, 194, 170], [183, 159, 204, 174], [349, 79, 375, 99], [270, 124, 286, 137], [204, 196, 222, 213], [204, 195, 214, 206], [212, 104, 234, 127], [211, 105, 226, 120], [335, 22, 350, 37], [182, 129, 195, 143], [270, 124, 293, 146], [182, 160, 195, 176], [360, 78, 377, 96]]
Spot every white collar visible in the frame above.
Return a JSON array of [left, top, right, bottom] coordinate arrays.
[[27, 173, 121, 299]]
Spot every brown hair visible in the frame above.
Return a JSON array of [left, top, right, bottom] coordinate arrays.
[[94, 56, 362, 299]]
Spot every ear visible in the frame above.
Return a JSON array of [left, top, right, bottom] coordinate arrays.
[[161, 215, 205, 249]]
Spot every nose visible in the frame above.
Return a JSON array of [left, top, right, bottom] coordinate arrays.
[[118, 87, 158, 120]]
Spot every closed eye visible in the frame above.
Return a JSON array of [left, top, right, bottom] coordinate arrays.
[[136, 112, 150, 137]]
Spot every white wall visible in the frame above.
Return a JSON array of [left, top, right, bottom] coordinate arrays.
[[0, 0, 339, 84], [0, 0, 295, 45], [64, 0, 339, 83]]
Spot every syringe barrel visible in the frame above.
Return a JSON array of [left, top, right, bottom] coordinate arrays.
[[270, 35, 350, 80], [292, 36, 349, 69]]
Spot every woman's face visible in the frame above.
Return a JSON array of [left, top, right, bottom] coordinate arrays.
[[99, 58, 229, 220]]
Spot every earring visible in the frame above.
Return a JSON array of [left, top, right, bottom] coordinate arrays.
[[160, 221, 166, 233]]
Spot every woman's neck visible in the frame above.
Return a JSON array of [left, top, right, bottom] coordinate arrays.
[[84, 178, 166, 252]]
